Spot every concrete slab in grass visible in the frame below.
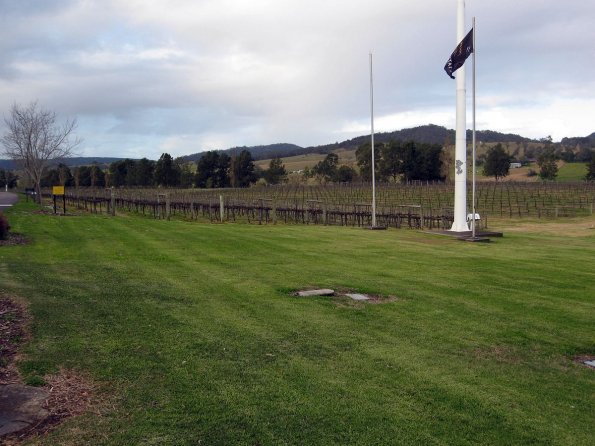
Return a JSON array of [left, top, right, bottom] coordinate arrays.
[[296, 289, 335, 297], [345, 293, 370, 301], [0, 384, 49, 436]]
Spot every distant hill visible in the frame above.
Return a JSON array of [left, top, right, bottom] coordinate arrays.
[[0, 157, 128, 170], [62, 157, 131, 167], [308, 125, 535, 154], [178, 125, 537, 163], [178, 143, 306, 163], [2, 125, 593, 170], [560, 132, 595, 148]]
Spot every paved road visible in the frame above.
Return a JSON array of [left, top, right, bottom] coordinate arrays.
[[0, 192, 18, 208]]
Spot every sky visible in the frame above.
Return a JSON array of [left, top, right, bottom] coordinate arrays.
[[0, 0, 594, 160]]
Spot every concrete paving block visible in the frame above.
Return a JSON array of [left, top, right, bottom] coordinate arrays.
[[296, 289, 335, 297], [345, 293, 370, 301], [0, 384, 49, 436]]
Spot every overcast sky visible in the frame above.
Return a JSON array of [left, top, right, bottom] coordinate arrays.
[[1, 0, 593, 160]]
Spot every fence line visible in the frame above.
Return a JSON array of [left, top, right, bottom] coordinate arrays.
[[41, 181, 594, 227]]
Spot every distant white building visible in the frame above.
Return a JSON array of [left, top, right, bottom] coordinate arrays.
[[510, 162, 522, 169]]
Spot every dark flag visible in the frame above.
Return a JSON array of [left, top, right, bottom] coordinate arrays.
[[444, 28, 474, 79]]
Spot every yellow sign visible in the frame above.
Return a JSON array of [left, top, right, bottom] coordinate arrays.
[[52, 186, 65, 196]]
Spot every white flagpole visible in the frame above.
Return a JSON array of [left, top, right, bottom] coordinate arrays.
[[451, 0, 469, 232], [472, 17, 477, 238], [370, 52, 377, 228]]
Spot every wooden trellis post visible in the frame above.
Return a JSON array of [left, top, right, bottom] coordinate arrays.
[[110, 187, 115, 216], [219, 195, 224, 223]]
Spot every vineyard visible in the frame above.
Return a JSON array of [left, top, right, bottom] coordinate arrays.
[[51, 181, 595, 229]]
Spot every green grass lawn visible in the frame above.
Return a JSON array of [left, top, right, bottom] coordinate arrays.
[[557, 163, 588, 182], [1, 200, 594, 445]]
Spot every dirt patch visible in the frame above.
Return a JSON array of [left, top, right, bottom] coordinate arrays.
[[0, 295, 30, 384], [0, 295, 97, 445], [292, 288, 398, 306], [363, 295, 399, 305], [335, 288, 398, 305], [2, 369, 97, 445], [43, 369, 95, 420], [573, 355, 595, 369], [0, 233, 28, 247]]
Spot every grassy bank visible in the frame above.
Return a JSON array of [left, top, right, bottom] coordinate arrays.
[[1, 200, 594, 445]]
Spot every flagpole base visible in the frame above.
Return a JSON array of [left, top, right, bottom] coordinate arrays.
[[450, 221, 470, 232], [366, 225, 387, 230], [459, 236, 491, 243]]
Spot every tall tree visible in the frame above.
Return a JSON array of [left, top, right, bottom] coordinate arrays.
[[90, 163, 105, 187], [179, 162, 194, 188], [356, 143, 381, 181], [389, 141, 444, 183], [537, 147, 558, 181], [263, 157, 287, 184], [215, 154, 231, 188], [195, 151, 220, 188], [72, 166, 81, 188], [397, 141, 419, 182], [312, 153, 339, 182], [76, 165, 92, 187], [414, 143, 444, 181], [336, 165, 356, 183], [57, 163, 74, 186], [1, 102, 81, 201], [40, 163, 74, 187], [483, 143, 512, 181], [108, 160, 131, 187], [585, 153, 595, 181], [379, 142, 402, 182], [154, 153, 181, 187], [230, 150, 256, 187], [131, 158, 155, 187], [41, 168, 60, 187], [124, 159, 138, 186]]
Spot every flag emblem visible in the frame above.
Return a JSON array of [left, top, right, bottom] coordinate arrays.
[[444, 28, 474, 79]]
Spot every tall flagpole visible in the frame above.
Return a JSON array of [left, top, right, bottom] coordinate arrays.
[[451, 0, 470, 232], [471, 17, 477, 238], [370, 52, 377, 228]]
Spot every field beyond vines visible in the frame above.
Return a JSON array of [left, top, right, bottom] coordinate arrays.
[[0, 199, 594, 445]]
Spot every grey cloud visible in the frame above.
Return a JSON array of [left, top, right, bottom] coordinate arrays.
[[1, 0, 594, 157], [0, 0, 75, 15]]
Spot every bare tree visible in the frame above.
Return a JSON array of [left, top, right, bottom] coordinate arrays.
[[1, 101, 81, 202]]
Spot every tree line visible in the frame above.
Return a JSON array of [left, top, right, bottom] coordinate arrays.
[[34, 139, 595, 189], [3, 102, 594, 198], [24, 139, 595, 190], [482, 139, 595, 181], [40, 150, 290, 189], [0, 168, 18, 189], [305, 140, 445, 183]]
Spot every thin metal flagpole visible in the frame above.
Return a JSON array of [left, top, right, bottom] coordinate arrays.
[[472, 17, 477, 238], [370, 52, 377, 228]]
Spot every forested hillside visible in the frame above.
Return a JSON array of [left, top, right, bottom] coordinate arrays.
[[179, 124, 538, 163], [2, 125, 593, 168], [561, 132, 595, 148]]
